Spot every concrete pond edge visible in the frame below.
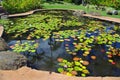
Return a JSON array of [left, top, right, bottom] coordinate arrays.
[[0, 66, 120, 80], [6, 9, 120, 24], [0, 9, 120, 79], [0, 25, 4, 37]]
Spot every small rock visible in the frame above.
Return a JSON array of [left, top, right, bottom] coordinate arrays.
[[107, 10, 118, 15], [0, 51, 27, 70], [107, 10, 113, 15], [73, 10, 86, 17], [89, 12, 101, 16], [0, 37, 9, 51], [0, 6, 6, 13], [112, 10, 118, 15]]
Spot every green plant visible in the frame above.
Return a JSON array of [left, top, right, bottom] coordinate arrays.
[[57, 57, 89, 76], [89, 0, 120, 10], [13, 41, 39, 53], [106, 45, 120, 64], [42, 1, 120, 18], [63, 0, 72, 3], [2, 0, 42, 14], [53, 30, 79, 39], [1, 11, 120, 76], [55, 20, 120, 76], [1, 12, 82, 40]]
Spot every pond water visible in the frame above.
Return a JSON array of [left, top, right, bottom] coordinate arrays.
[[1, 11, 120, 76], [8, 37, 120, 76], [8, 25, 120, 76]]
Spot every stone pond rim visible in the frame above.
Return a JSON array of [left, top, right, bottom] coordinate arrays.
[[0, 25, 3, 37], [6, 9, 120, 24], [0, 66, 120, 80], [0, 37, 27, 70], [0, 51, 27, 70], [0, 6, 120, 24], [0, 26, 27, 70], [0, 8, 120, 80]]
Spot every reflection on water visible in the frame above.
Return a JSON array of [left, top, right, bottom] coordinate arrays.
[[8, 37, 120, 76], [8, 38, 71, 71], [7, 21, 120, 76]]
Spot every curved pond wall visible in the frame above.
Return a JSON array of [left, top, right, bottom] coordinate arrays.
[[0, 9, 120, 78], [6, 9, 120, 24]]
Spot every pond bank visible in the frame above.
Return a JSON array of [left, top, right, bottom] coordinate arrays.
[[0, 25, 3, 37], [0, 9, 120, 79], [7, 9, 120, 24], [83, 14, 120, 24], [0, 66, 119, 80]]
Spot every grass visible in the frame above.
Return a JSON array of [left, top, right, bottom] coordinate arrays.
[[41, 2, 120, 19]]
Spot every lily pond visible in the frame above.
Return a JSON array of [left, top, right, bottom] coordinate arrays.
[[0, 11, 120, 77]]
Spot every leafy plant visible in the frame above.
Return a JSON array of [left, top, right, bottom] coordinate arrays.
[[12, 41, 39, 53], [2, 0, 42, 14], [89, 0, 120, 10], [1, 12, 82, 40], [1, 11, 120, 77], [57, 57, 89, 76], [63, 0, 72, 3], [55, 20, 120, 76]]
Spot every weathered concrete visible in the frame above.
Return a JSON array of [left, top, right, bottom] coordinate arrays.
[[8, 9, 74, 18], [0, 67, 119, 80], [73, 10, 86, 17], [7, 9, 120, 24], [0, 9, 120, 79], [82, 14, 120, 24], [103, 77, 120, 80], [0, 25, 3, 37], [83, 77, 102, 80]]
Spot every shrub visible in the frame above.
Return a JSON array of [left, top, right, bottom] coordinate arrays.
[[2, 0, 42, 14], [63, 0, 72, 3], [88, 0, 120, 10]]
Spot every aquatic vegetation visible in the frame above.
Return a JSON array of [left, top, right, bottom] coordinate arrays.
[[54, 21, 120, 76], [57, 57, 89, 76], [0, 12, 82, 40], [1, 11, 120, 76], [13, 41, 39, 53]]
